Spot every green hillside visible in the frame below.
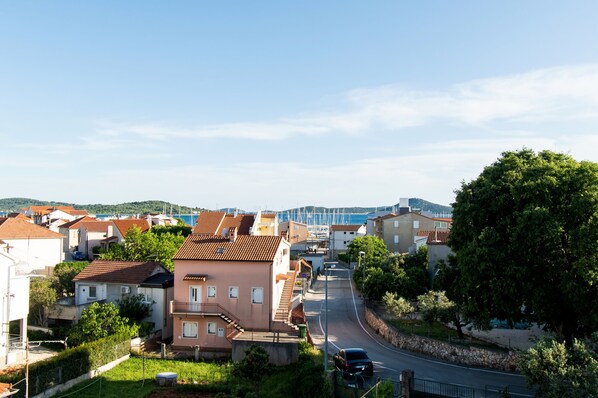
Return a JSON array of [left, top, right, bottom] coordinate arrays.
[[1, 197, 451, 216], [0, 198, 204, 215]]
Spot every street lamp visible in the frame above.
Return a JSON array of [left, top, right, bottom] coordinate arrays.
[[358, 251, 366, 292], [323, 261, 337, 372]]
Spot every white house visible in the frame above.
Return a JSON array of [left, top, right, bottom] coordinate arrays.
[[329, 224, 366, 259], [0, 250, 29, 367], [71, 260, 174, 339], [0, 217, 64, 274]]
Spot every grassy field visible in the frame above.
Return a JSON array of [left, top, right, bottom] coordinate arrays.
[[54, 357, 232, 398], [387, 318, 506, 351], [55, 343, 329, 398]]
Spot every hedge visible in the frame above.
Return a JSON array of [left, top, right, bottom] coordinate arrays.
[[0, 334, 131, 398]]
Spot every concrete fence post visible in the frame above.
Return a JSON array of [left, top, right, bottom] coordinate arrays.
[[400, 369, 414, 398]]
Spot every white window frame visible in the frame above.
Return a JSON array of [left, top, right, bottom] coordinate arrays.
[[207, 322, 217, 335], [89, 286, 97, 298], [252, 287, 264, 304], [394, 235, 399, 244], [394, 220, 399, 228], [182, 322, 198, 338], [413, 220, 419, 229], [207, 286, 216, 298], [229, 286, 239, 299]]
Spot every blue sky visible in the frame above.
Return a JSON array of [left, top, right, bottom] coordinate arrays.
[[1, 1, 598, 211]]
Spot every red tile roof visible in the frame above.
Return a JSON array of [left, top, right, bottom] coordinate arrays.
[[73, 260, 170, 284], [192, 212, 255, 235], [0, 217, 64, 239], [427, 230, 450, 245], [60, 216, 96, 229], [330, 224, 363, 232], [219, 214, 254, 235], [113, 219, 150, 236], [433, 218, 453, 223], [67, 209, 89, 216], [81, 220, 112, 233], [174, 234, 284, 262], [192, 212, 226, 234]]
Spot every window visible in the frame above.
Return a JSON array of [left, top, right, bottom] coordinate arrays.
[[207, 286, 216, 298], [182, 322, 198, 338], [413, 220, 419, 229], [252, 287, 263, 304], [394, 220, 399, 228], [394, 235, 399, 244], [350, 231, 354, 235], [207, 322, 217, 335], [229, 286, 239, 299], [89, 286, 97, 298], [434, 221, 448, 229]]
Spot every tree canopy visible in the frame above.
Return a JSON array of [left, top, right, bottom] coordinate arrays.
[[98, 226, 185, 270], [53, 261, 89, 296], [450, 149, 598, 346]]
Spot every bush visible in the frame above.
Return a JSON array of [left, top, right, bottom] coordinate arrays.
[[0, 334, 131, 398]]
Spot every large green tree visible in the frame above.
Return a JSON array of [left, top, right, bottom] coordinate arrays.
[[99, 226, 185, 270], [519, 335, 598, 397], [450, 149, 598, 346], [53, 261, 89, 296], [68, 302, 137, 345], [29, 277, 57, 326]]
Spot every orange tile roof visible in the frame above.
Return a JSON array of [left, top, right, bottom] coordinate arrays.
[[330, 224, 363, 232], [373, 213, 397, 221], [261, 213, 276, 219], [67, 209, 89, 216], [427, 230, 450, 245], [0, 217, 64, 239], [192, 211, 226, 234], [192, 212, 255, 235], [174, 234, 284, 262], [433, 217, 453, 223], [7, 213, 30, 220], [60, 216, 96, 229], [73, 260, 170, 284], [113, 219, 150, 236], [81, 220, 112, 232], [219, 214, 254, 235]]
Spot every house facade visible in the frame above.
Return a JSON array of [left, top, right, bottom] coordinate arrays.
[[0, 250, 29, 367], [69, 260, 174, 338], [170, 231, 293, 352], [0, 217, 64, 274], [426, 230, 453, 288], [329, 224, 366, 258], [278, 220, 310, 253], [58, 216, 95, 258], [374, 212, 451, 254]]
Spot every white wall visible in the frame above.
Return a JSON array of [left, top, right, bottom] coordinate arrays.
[[1, 254, 29, 365], [4, 238, 63, 274]]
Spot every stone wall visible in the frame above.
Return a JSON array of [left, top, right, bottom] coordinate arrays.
[[365, 307, 519, 372]]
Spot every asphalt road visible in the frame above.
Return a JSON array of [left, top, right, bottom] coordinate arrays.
[[303, 265, 535, 397]]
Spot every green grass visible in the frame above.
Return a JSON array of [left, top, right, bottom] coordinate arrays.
[[54, 343, 330, 398], [54, 356, 232, 398], [388, 318, 506, 351]]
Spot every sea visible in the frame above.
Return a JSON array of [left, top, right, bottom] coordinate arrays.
[[175, 212, 370, 227]]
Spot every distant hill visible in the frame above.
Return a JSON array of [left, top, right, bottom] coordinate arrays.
[[279, 198, 452, 216], [1, 197, 452, 217], [0, 198, 204, 215]]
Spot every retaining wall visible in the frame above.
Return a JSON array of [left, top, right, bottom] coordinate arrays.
[[365, 307, 519, 372]]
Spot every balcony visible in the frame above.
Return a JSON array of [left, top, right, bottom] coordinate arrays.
[[169, 301, 244, 333]]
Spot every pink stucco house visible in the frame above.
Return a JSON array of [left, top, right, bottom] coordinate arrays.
[[170, 228, 296, 352]]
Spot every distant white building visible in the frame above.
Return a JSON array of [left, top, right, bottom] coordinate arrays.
[[329, 224, 366, 259]]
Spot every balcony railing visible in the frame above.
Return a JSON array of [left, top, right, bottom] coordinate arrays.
[[169, 301, 242, 327]]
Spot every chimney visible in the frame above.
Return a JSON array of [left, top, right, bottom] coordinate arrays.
[[229, 227, 237, 242], [399, 197, 411, 215]]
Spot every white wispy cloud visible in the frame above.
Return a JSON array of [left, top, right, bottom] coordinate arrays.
[[93, 64, 598, 142]]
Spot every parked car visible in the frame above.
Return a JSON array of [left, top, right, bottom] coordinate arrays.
[[72, 251, 86, 261], [333, 348, 374, 376]]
